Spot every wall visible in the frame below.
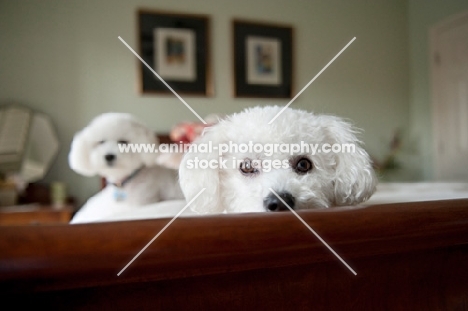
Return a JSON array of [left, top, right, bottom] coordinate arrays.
[[0, 0, 409, 205], [408, 0, 468, 180]]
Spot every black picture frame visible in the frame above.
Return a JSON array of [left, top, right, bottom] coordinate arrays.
[[137, 9, 213, 96], [233, 20, 293, 98]]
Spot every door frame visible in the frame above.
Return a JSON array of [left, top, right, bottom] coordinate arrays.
[[430, 10, 468, 180]]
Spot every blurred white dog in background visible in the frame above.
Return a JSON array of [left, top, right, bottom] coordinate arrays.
[[179, 106, 377, 214], [69, 113, 184, 224]]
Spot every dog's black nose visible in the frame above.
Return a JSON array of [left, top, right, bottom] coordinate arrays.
[[104, 154, 116, 163], [264, 192, 295, 211]]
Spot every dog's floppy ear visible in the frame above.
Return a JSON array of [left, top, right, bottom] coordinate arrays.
[[68, 128, 97, 176], [321, 116, 377, 206], [179, 124, 224, 214]]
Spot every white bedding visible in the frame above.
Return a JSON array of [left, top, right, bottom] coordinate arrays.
[[362, 182, 468, 205], [71, 182, 468, 224], [70, 199, 196, 224]]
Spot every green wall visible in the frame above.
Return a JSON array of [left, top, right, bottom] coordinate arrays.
[[0, 0, 410, 204]]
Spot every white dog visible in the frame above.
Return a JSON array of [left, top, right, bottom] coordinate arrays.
[[179, 106, 377, 214], [69, 113, 184, 223]]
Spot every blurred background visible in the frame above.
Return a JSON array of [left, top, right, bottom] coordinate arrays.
[[1, 0, 467, 208]]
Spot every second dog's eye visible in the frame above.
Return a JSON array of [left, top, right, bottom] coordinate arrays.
[[294, 158, 313, 174], [239, 159, 259, 175], [118, 140, 129, 145]]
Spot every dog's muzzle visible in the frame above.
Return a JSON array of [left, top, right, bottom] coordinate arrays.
[[105, 154, 116, 165], [263, 192, 295, 212]]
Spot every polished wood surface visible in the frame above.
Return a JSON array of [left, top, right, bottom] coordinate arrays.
[[0, 204, 74, 225], [0, 199, 467, 310]]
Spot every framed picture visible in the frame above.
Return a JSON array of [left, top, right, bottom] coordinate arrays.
[[233, 20, 293, 98], [138, 9, 213, 96]]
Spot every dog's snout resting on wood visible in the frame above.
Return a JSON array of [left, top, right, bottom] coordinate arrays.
[[179, 106, 377, 214]]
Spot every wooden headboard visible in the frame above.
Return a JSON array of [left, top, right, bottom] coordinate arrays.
[[1, 199, 468, 309]]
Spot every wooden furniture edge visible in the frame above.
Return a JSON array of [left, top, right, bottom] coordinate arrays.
[[0, 199, 467, 294]]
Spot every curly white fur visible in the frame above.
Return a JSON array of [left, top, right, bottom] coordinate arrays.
[[179, 106, 377, 214], [69, 113, 184, 223]]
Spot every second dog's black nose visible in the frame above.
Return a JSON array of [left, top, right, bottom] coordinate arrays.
[[105, 154, 116, 163], [264, 192, 295, 211]]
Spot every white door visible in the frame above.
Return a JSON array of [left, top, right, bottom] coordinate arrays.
[[431, 11, 468, 181]]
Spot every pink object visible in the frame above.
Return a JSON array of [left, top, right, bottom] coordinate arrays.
[[170, 122, 211, 144]]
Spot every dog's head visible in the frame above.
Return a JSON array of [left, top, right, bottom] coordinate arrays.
[[179, 106, 377, 214], [68, 113, 158, 182]]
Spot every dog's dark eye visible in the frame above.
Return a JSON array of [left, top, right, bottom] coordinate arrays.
[[239, 159, 259, 175], [118, 140, 129, 145], [97, 140, 105, 145], [294, 158, 313, 174]]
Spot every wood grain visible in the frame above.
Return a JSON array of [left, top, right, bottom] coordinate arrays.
[[0, 199, 467, 310]]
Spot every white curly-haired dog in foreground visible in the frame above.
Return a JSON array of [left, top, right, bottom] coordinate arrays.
[[69, 113, 184, 224], [179, 106, 377, 214]]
